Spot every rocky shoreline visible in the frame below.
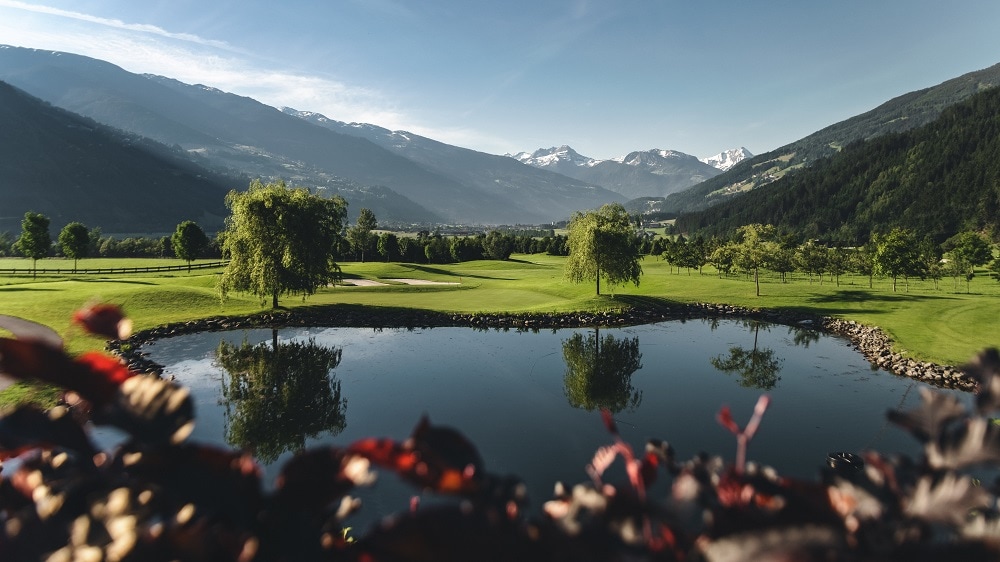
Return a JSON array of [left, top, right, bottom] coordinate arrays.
[[108, 302, 976, 392]]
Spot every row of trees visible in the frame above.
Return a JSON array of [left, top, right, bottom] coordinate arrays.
[[342, 209, 570, 264], [3, 212, 217, 274], [666, 224, 998, 295]]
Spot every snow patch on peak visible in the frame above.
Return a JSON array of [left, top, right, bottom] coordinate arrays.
[[700, 147, 753, 171], [614, 149, 697, 167], [509, 145, 599, 168]]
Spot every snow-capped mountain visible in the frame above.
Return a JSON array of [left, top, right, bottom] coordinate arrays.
[[700, 147, 753, 171], [282, 110, 625, 221], [509, 146, 723, 199], [510, 145, 598, 167]]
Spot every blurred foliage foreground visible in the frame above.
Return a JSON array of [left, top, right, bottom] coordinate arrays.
[[2, 304, 1000, 561]]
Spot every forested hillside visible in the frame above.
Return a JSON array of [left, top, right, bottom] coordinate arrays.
[[0, 80, 237, 234], [656, 62, 1000, 215], [675, 86, 1000, 244]]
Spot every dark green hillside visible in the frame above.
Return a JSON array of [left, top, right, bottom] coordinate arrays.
[[658, 62, 1000, 214], [675, 86, 1000, 243], [0, 81, 239, 234]]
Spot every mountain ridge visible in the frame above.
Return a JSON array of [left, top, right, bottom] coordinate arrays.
[[0, 79, 236, 234], [674, 84, 1000, 243], [652, 61, 1000, 215], [508, 145, 741, 200], [0, 45, 624, 225]]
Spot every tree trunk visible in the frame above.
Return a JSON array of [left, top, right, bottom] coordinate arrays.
[[596, 262, 601, 296], [272, 292, 279, 309]]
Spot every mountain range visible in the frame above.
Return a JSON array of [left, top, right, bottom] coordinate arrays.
[[0, 45, 623, 226], [508, 146, 751, 200], [1, 43, 998, 237]]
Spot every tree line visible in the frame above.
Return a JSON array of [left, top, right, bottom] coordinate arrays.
[[3, 212, 219, 275], [340, 206, 570, 264], [660, 223, 998, 295]]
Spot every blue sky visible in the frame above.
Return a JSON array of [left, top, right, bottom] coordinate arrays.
[[2, 0, 999, 160]]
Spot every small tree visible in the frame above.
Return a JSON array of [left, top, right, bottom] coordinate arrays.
[[15, 211, 51, 278], [565, 203, 643, 295], [377, 232, 400, 262], [872, 228, 920, 292], [852, 244, 877, 288], [949, 231, 993, 293], [796, 241, 827, 284], [732, 223, 778, 297], [482, 231, 515, 261], [171, 221, 209, 272], [58, 222, 89, 273], [347, 208, 378, 262]]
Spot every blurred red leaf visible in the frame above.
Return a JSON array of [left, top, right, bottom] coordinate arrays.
[[717, 405, 740, 435], [72, 303, 133, 340]]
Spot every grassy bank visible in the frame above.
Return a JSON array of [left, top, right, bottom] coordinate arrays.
[[1, 255, 998, 366]]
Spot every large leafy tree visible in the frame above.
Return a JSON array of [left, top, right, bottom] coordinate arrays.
[[171, 220, 209, 272], [346, 207, 378, 262], [564, 203, 643, 295], [218, 179, 347, 308], [57, 222, 89, 273], [15, 211, 51, 278]]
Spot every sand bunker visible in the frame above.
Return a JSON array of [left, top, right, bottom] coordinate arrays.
[[387, 278, 460, 285], [340, 279, 388, 286], [339, 278, 459, 287]]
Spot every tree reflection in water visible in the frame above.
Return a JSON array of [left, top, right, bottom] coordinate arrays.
[[562, 328, 643, 413], [216, 331, 347, 464], [710, 320, 784, 390]]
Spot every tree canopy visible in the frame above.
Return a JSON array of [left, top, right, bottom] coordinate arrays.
[[564, 203, 643, 295], [218, 179, 347, 308], [732, 223, 780, 296], [57, 222, 89, 272], [346, 207, 378, 262], [15, 211, 51, 277], [171, 220, 209, 271], [872, 227, 921, 292]]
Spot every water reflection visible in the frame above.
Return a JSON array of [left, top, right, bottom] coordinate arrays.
[[562, 328, 643, 413], [216, 331, 347, 463], [710, 321, 784, 390]]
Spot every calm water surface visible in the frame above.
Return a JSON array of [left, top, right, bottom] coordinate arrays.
[[141, 319, 968, 523]]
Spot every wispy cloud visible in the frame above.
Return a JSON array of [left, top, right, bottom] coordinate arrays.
[[0, 3, 393, 122], [0, 0, 235, 50], [0, 0, 512, 154]]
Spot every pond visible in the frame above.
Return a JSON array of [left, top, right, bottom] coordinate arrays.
[[137, 318, 967, 526]]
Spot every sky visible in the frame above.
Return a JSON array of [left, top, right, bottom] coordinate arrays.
[[1, 0, 1000, 160]]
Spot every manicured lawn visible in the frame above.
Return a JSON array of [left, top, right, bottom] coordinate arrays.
[[1, 255, 998, 366]]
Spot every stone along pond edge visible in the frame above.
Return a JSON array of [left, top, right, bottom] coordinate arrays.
[[107, 302, 976, 392]]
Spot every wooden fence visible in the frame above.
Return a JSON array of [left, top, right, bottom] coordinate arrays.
[[0, 261, 229, 275]]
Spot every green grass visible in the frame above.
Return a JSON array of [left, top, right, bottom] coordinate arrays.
[[1, 255, 998, 367]]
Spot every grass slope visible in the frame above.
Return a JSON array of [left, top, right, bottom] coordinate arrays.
[[1, 255, 997, 366]]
